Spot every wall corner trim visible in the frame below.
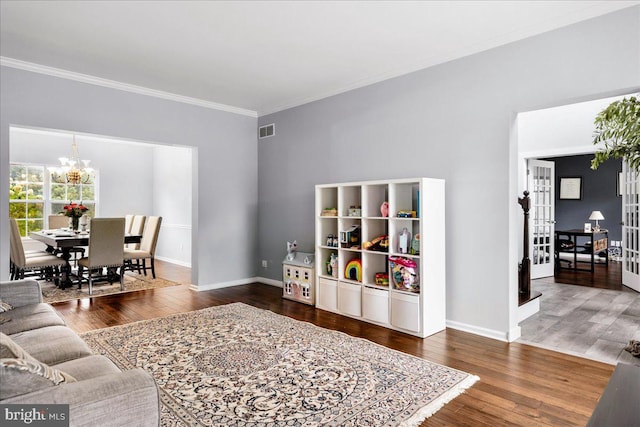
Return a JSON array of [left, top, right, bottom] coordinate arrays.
[[0, 56, 258, 118]]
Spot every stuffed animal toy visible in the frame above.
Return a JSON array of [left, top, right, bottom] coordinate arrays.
[[286, 240, 298, 261]]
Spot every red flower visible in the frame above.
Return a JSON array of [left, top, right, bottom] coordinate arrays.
[[61, 201, 89, 218]]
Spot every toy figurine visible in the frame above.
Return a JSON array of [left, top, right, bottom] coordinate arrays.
[[329, 253, 338, 278], [380, 201, 389, 217], [410, 233, 420, 255], [286, 240, 297, 261], [398, 227, 411, 254]]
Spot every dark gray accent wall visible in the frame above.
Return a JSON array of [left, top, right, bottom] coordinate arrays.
[[257, 7, 640, 337], [548, 154, 622, 242], [1, 67, 258, 287]]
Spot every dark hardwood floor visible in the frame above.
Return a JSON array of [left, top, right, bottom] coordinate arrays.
[[51, 260, 614, 426], [553, 260, 622, 290]]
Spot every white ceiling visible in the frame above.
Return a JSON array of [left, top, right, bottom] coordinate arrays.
[[1, 1, 638, 116]]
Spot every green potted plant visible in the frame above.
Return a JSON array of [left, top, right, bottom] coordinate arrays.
[[591, 96, 639, 170]]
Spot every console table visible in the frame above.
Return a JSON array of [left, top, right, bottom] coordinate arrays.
[[587, 363, 640, 426], [554, 229, 608, 273]]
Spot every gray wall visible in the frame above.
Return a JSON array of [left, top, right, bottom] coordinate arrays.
[[257, 8, 640, 338], [1, 66, 257, 287], [547, 154, 622, 242]]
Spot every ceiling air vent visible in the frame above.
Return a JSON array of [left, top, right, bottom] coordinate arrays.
[[259, 123, 275, 139]]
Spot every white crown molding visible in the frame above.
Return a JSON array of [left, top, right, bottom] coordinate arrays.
[[0, 56, 257, 118]]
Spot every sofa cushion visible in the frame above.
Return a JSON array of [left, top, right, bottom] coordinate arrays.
[[10, 326, 93, 365], [53, 355, 121, 381], [0, 303, 65, 335], [0, 332, 76, 400]]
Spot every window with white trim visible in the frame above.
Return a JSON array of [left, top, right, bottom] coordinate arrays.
[[9, 163, 98, 236]]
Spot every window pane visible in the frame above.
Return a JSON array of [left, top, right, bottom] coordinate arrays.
[[10, 165, 27, 182], [9, 182, 27, 199], [9, 202, 26, 218], [27, 219, 43, 233], [67, 185, 80, 200], [82, 186, 95, 200], [51, 184, 66, 200], [27, 183, 44, 200], [27, 202, 44, 219], [51, 202, 66, 215], [28, 166, 44, 183]]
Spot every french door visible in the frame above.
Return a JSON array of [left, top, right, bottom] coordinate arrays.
[[528, 159, 555, 279], [622, 162, 640, 292]]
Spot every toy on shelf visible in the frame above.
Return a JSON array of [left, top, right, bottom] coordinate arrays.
[[321, 208, 337, 216], [327, 253, 338, 278], [380, 201, 389, 217], [340, 225, 361, 249], [389, 256, 419, 293], [362, 235, 389, 252], [326, 234, 338, 247], [398, 227, 411, 254], [397, 210, 416, 218], [344, 259, 362, 282], [375, 272, 389, 286], [410, 233, 420, 255], [348, 206, 362, 217]]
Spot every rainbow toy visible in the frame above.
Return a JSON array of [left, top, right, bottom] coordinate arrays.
[[345, 259, 362, 282]]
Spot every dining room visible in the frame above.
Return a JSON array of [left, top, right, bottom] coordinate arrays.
[[8, 126, 193, 285]]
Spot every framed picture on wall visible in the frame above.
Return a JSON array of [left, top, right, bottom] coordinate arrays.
[[617, 171, 623, 197], [559, 177, 582, 200]]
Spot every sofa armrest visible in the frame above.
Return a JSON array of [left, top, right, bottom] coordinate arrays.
[[0, 279, 43, 307], [3, 369, 160, 427]]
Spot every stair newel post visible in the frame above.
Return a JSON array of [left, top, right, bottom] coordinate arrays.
[[518, 191, 531, 297]]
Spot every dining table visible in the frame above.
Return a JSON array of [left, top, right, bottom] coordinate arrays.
[[30, 229, 142, 289]]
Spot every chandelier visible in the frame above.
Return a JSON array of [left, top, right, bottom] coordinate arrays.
[[50, 136, 94, 184]]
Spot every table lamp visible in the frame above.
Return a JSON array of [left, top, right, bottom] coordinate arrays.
[[589, 211, 605, 232]]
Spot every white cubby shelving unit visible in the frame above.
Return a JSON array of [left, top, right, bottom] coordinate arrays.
[[315, 178, 445, 338]]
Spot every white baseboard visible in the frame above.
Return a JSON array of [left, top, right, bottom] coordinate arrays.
[[256, 277, 282, 287], [155, 256, 191, 268], [446, 320, 511, 342], [192, 277, 257, 291], [192, 276, 281, 292]]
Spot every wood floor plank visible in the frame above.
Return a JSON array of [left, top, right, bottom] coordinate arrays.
[[49, 260, 615, 426]]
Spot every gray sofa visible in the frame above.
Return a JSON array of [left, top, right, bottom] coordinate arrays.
[[0, 279, 160, 426]]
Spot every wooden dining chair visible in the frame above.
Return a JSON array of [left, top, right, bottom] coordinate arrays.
[[9, 218, 66, 281], [124, 216, 162, 279], [77, 218, 125, 295]]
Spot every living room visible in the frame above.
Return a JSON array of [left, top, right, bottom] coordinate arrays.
[[1, 2, 639, 426]]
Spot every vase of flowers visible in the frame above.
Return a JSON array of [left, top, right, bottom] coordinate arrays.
[[61, 202, 88, 231]]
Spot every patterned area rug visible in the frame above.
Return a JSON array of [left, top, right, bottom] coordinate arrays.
[[40, 273, 181, 303], [81, 303, 479, 426]]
